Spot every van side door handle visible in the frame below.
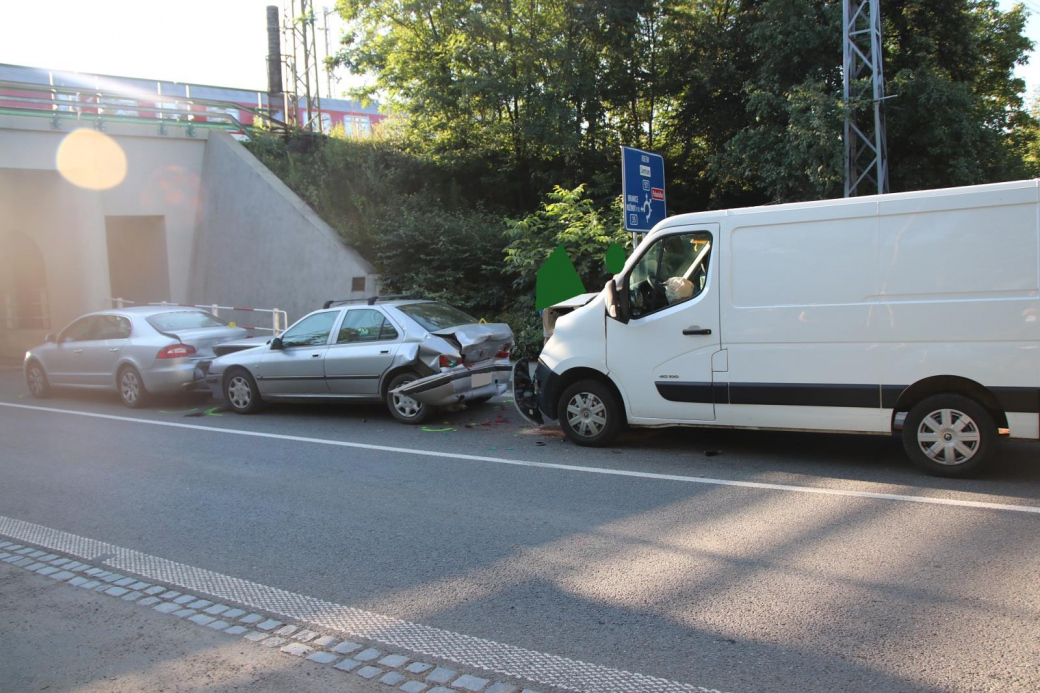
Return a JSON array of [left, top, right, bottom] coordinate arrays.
[[683, 326, 712, 336]]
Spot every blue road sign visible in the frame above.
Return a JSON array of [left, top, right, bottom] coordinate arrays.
[[621, 146, 666, 232]]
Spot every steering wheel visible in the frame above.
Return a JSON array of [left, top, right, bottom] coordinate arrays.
[[632, 277, 658, 313]]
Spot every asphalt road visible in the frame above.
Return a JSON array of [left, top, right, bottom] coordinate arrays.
[[1, 368, 1039, 692]]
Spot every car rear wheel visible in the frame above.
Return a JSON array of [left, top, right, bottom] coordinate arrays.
[[558, 379, 622, 446], [386, 372, 430, 424], [225, 369, 262, 414], [25, 361, 50, 398], [118, 366, 149, 409], [902, 394, 997, 477]]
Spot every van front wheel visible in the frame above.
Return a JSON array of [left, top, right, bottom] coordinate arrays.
[[902, 394, 997, 477], [559, 379, 622, 447]]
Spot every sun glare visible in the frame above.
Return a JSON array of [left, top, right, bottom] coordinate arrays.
[[56, 128, 128, 191]]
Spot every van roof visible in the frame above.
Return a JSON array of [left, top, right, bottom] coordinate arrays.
[[649, 178, 1040, 238]]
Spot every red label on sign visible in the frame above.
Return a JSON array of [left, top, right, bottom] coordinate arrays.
[[651, 188, 665, 201]]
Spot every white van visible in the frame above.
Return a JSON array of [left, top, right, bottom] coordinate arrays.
[[512, 180, 1040, 476]]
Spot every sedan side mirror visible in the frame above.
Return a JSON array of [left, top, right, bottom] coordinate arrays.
[[270, 337, 284, 350], [44, 333, 56, 343]]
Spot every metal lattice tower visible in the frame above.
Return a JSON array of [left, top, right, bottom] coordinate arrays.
[[843, 0, 889, 197], [281, 0, 326, 133]]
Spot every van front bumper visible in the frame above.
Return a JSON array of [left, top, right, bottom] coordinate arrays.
[[511, 358, 558, 425]]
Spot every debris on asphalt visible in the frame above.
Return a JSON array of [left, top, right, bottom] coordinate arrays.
[[519, 426, 565, 438], [535, 441, 546, 447], [421, 426, 456, 433]]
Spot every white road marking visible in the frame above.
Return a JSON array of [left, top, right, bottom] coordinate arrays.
[[2, 401, 1039, 515], [0, 514, 721, 693]]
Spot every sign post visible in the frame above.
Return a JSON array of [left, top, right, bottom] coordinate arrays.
[[621, 146, 666, 247]]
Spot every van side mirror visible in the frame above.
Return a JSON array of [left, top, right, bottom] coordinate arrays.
[[604, 280, 629, 324], [44, 333, 56, 343], [270, 337, 284, 350]]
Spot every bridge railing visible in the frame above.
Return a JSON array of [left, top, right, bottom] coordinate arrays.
[[0, 79, 288, 137]]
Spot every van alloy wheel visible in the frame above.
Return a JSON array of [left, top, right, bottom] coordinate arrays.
[[902, 394, 996, 478], [915, 408, 980, 465], [558, 379, 622, 447], [566, 392, 607, 438]]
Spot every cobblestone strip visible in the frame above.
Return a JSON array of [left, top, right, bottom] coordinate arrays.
[[0, 518, 725, 693]]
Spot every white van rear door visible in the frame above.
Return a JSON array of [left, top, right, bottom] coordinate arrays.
[[607, 225, 721, 421]]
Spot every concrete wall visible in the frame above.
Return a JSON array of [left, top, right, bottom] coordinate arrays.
[[0, 122, 207, 307], [0, 117, 378, 358], [189, 132, 377, 327]]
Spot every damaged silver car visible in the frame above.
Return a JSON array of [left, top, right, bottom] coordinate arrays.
[[204, 297, 513, 423]]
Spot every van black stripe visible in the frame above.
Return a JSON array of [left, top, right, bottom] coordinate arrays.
[[656, 382, 714, 403], [656, 382, 1040, 414], [730, 383, 879, 408], [992, 387, 1040, 414], [881, 385, 905, 409]]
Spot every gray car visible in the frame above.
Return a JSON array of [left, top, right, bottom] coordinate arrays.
[[23, 307, 247, 408], [205, 298, 514, 423]]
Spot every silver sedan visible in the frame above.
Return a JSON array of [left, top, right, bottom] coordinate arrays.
[[23, 307, 247, 408], [205, 299, 514, 423]]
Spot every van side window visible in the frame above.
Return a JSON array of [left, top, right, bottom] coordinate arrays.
[[626, 232, 712, 318]]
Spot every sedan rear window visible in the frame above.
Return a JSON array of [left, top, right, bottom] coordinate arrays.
[[397, 303, 476, 332], [147, 311, 226, 332]]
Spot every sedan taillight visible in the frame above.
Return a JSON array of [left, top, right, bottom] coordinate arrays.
[[157, 344, 197, 359], [495, 347, 512, 359], [439, 354, 463, 368]]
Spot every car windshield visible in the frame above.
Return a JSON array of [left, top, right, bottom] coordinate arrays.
[[147, 311, 226, 332], [397, 302, 477, 332]]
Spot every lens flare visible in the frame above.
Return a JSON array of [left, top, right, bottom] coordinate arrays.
[[56, 129, 128, 190]]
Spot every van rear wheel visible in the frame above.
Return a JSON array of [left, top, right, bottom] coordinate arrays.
[[558, 379, 622, 447], [902, 394, 997, 477]]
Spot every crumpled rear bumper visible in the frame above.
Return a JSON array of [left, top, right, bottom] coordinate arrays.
[[393, 361, 512, 406]]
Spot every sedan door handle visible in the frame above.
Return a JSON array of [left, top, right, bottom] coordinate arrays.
[[682, 326, 712, 336], [311, 353, 321, 358]]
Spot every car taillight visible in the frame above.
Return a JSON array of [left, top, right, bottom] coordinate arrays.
[[495, 347, 512, 359], [157, 344, 196, 359], [439, 354, 462, 368]]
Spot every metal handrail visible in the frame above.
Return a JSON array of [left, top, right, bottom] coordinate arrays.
[[109, 298, 287, 335], [0, 78, 287, 134], [0, 94, 249, 130], [0, 78, 275, 119]]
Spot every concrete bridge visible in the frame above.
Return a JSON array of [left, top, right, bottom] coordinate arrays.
[[0, 85, 376, 359]]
